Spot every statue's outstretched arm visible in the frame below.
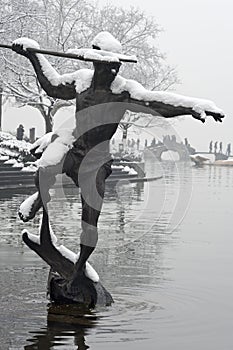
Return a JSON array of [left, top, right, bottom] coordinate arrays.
[[12, 38, 77, 100], [111, 76, 224, 123]]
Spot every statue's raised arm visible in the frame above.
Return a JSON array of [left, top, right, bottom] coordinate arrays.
[[110, 75, 224, 123], [12, 38, 76, 100]]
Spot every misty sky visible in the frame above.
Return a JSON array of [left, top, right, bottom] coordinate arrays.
[[2, 0, 232, 151]]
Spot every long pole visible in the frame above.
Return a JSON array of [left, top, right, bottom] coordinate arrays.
[[0, 43, 137, 63]]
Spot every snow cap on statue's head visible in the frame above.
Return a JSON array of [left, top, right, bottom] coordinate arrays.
[[92, 32, 122, 53]]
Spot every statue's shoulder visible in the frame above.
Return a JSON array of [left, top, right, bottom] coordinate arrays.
[[111, 74, 147, 100], [72, 68, 94, 93]]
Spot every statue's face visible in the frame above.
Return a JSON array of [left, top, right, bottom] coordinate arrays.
[[93, 62, 121, 85]]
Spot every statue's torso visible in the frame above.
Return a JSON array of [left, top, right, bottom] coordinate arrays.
[[72, 87, 130, 168]]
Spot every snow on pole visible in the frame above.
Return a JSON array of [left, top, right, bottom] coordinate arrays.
[[0, 43, 137, 63]]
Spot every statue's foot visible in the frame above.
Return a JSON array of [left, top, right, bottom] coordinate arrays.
[[18, 192, 43, 222], [65, 272, 97, 306]]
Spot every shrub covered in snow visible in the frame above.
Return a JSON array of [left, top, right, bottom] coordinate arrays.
[[0, 131, 33, 163]]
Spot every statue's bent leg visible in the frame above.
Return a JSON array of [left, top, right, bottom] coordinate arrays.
[[18, 151, 68, 222], [18, 167, 57, 222]]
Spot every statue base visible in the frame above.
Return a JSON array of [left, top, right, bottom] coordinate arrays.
[[47, 270, 114, 308]]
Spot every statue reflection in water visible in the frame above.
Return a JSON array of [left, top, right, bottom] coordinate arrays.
[[24, 304, 96, 350]]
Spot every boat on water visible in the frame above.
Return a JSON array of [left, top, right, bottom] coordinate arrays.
[[190, 153, 233, 167]]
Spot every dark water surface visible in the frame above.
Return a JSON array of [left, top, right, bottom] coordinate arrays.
[[0, 161, 233, 349]]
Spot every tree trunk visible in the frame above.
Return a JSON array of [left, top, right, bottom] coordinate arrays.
[[44, 114, 53, 133], [122, 126, 128, 151]]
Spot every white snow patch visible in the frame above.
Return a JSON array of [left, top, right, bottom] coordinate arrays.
[[0, 156, 9, 161], [19, 192, 39, 219], [85, 260, 100, 282], [38, 142, 69, 168], [73, 69, 93, 93], [68, 48, 137, 63], [112, 165, 124, 169], [13, 37, 40, 50], [55, 129, 75, 145], [57, 245, 77, 263], [22, 229, 40, 244], [92, 31, 122, 53], [123, 165, 137, 175], [12, 162, 24, 168], [48, 225, 58, 245], [128, 168, 138, 175], [4, 158, 18, 165], [67, 48, 120, 63], [21, 164, 38, 172], [37, 129, 75, 168], [31, 132, 54, 154]]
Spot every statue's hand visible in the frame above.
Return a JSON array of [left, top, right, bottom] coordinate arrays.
[[191, 109, 224, 123], [12, 38, 40, 57], [206, 111, 225, 123], [30, 132, 58, 158], [12, 43, 29, 57]]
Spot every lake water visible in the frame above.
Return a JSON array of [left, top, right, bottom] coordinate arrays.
[[0, 160, 233, 349]]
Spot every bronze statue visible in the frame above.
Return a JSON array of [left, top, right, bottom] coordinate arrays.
[[10, 31, 224, 306]]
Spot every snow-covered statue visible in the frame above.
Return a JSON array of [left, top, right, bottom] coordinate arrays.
[[11, 31, 224, 307]]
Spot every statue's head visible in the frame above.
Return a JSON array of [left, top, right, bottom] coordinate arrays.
[[90, 31, 136, 87], [91, 31, 136, 63]]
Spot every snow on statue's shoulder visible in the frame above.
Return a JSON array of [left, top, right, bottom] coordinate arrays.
[[111, 75, 224, 118]]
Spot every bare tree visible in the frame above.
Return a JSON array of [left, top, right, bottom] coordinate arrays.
[[0, 0, 178, 133], [0, 0, 89, 132]]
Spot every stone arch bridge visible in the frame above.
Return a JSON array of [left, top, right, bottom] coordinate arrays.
[[144, 136, 195, 161]]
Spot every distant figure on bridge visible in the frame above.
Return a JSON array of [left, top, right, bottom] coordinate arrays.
[[16, 124, 24, 141], [151, 137, 156, 147], [219, 141, 223, 154], [214, 141, 218, 153], [226, 143, 231, 157], [163, 135, 170, 144], [209, 140, 213, 153], [171, 135, 176, 143], [144, 139, 148, 148], [137, 138, 140, 150]]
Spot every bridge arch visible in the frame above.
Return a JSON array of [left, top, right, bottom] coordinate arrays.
[[145, 136, 193, 161]]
